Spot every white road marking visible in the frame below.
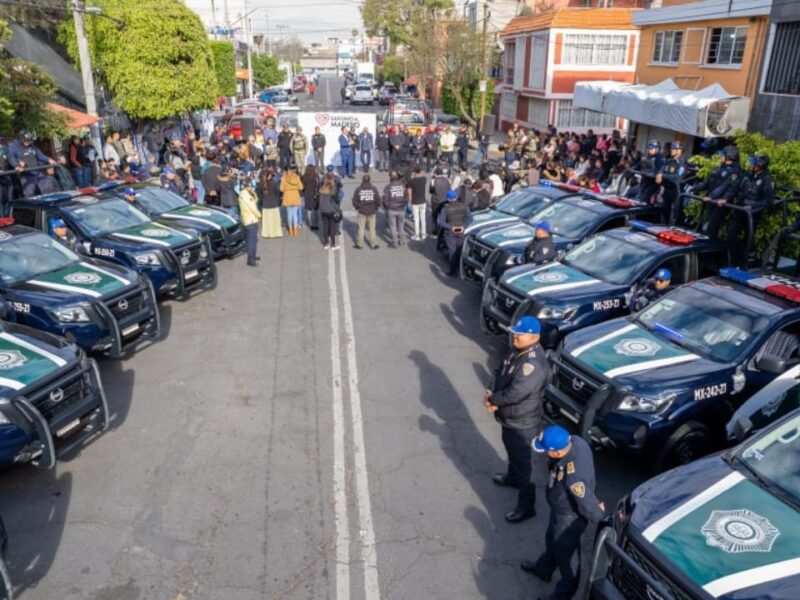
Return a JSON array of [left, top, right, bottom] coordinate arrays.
[[338, 248, 382, 600], [328, 250, 351, 600]]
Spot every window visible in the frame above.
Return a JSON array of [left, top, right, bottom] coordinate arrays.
[[706, 26, 747, 66], [763, 21, 800, 95], [651, 255, 689, 285], [528, 33, 547, 90], [695, 249, 730, 279], [9, 207, 36, 229], [556, 100, 616, 129], [528, 97, 549, 128], [514, 42, 525, 88], [504, 43, 515, 85], [502, 93, 517, 119], [652, 30, 683, 64], [563, 34, 627, 65]]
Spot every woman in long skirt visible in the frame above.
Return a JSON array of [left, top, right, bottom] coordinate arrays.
[[259, 168, 283, 238]]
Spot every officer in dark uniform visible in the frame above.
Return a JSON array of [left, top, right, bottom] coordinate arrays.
[[49, 217, 79, 250], [389, 127, 405, 171], [456, 127, 470, 167], [727, 153, 775, 264], [636, 140, 664, 205], [7, 131, 56, 198], [411, 130, 426, 170], [630, 267, 671, 312], [424, 127, 440, 172], [698, 146, 742, 238], [657, 140, 687, 225], [375, 125, 390, 172], [437, 189, 472, 275], [521, 425, 604, 600], [0, 141, 12, 216], [485, 316, 550, 523], [524, 221, 556, 266]]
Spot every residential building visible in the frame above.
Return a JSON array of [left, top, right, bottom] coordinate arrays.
[[750, 2, 800, 141], [498, 8, 640, 132]]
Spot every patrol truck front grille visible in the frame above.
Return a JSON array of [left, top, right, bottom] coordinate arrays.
[[105, 288, 145, 319], [173, 241, 203, 267], [610, 537, 694, 600], [553, 355, 600, 405], [30, 371, 86, 423], [492, 285, 525, 320], [225, 223, 243, 240], [468, 239, 494, 267]]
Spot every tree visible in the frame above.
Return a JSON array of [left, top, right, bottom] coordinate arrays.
[[361, 0, 453, 48], [209, 41, 236, 97], [272, 37, 304, 64], [252, 54, 286, 89], [0, 19, 66, 138], [437, 18, 489, 126], [380, 55, 405, 85], [59, 0, 217, 121]]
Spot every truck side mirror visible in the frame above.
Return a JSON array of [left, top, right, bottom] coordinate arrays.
[[756, 354, 787, 375], [731, 415, 754, 442]]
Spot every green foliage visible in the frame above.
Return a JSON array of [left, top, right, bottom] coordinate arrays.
[[209, 41, 236, 96], [380, 55, 404, 85], [687, 130, 800, 255], [0, 19, 66, 138], [251, 54, 285, 89], [59, 1, 217, 120], [361, 0, 454, 46], [441, 76, 495, 125]]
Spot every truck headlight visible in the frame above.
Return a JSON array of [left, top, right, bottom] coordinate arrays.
[[504, 253, 521, 266], [133, 251, 162, 266], [537, 304, 578, 320], [53, 305, 91, 323], [199, 244, 209, 259], [618, 391, 676, 413]]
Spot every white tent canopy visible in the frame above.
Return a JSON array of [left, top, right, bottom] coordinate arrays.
[[573, 79, 750, 137]]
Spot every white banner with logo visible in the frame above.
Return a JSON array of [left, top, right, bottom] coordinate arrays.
[[297, 111, 377, 168]]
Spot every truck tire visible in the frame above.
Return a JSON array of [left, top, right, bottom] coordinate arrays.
[[655, 421, 712, 473]]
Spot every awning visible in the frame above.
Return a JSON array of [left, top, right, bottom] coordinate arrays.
[[47, 103, 100, 129], [573, 79, 750, 137]]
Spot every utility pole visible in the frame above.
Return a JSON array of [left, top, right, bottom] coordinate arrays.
[[246, 14, 254, 97], [223, 0, 230, 38], [211, 0, 217, 40], [478, 1, 490, 134], [71, 0, 97, 117]]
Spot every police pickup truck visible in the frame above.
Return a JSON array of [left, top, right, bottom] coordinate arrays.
[[460, 183, 590, 283], [590, 378, 800, 600], [8, 191, 216, 298], [0, 219, 160, 357], [461, 193, 663, 286], [0, 316, 108, 470], [116, 183, 245, 259], [546, 268, 800, 471], [481, 222, 733, 348]]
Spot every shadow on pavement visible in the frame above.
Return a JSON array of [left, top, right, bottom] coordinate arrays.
[[0, 469, 72, 597], [409, 350, 541, 599], [97, 354, 136, 432]]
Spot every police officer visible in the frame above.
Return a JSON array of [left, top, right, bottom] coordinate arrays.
[[375, 125, 390, 172], [424, 127, 440, 172], [523, 221, 556, 266], [438, 189, 472, 275], [389, 127, 405, 171], [456, 127, 470, 167], [521, 425, 604, 600], [8, 131, 56, 198], [485, 316, 549, 523], [658, 140, 687, 225], [636, 140, 664, 205], [120, 186, 137, 203], [383, 171, 408, 248], [728, 153, 776, 264], [311, 127, 326, 170], [698, 146, 742, 239], [630, 267, 671, 312], [49, 217, 79, 250], [411, 130, 426, 170]]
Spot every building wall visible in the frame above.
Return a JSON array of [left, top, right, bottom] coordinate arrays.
[[635, 16, 769, 101], [750, 4, 800, 141]]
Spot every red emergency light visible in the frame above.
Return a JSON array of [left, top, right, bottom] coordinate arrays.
[[0, 217, 14, 227], [79, 186, 99, 194], [600, 196, 633, 208], [658, 230, 695, 245], [764, 284, 800, 303]]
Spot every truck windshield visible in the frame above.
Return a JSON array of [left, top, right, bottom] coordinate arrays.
[[637, 286, 770, 362], [738, 412, 800, 505], [563, 233, 655, 285], [0, 232, 80, 285], [64, 198, 151, 236], [494, 190, 553, 219], [133, 187, 187, 215], [527, 202, 598, 240]]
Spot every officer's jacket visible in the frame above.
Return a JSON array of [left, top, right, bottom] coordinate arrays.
[[737, 170, 776, 210], [631, 278, 670, 312], [425, 131, 440, 149], [545, 436, 604, 525], [376, 132, 390, 151], [695, 163, 741, 201], [491, 343, 550, 429], [438, 200, 472, 231], [524, 236, 556, 265], [412, 135, 426, 152], [661, 156, 686, 183], [351, 184, 381, 215], [382, 182, 407, 210], [311, 134, 326, 150]]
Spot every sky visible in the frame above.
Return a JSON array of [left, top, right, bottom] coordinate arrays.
[[185, 0, 366, 44]]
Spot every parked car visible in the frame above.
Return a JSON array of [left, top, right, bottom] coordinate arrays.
[[351, 84, 374, 106]]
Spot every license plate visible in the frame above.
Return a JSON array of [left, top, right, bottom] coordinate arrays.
[[56, 418, 81, 438], [121, 323, 140, 337], [185, 269, 199, 280]]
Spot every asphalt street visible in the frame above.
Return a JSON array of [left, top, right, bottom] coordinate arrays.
[[0, 75, 649, 600]]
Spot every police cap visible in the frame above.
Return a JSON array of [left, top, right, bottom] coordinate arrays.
[[510, 316, 540, 335], [533, 425, 571, 453], [655, 268, 671, 281]]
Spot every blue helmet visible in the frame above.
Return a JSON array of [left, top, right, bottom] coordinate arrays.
[[655, 268, 671, 281], [48, 217, 66, 236], [647, 140, 661, 151], [510, 316, 541, 335], [533, 425, 571, 453], [446, 189, 458, 201], [534, 221, 552, 234]]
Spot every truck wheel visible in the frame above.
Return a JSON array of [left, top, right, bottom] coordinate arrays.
[[655, 421, 712, 473]]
